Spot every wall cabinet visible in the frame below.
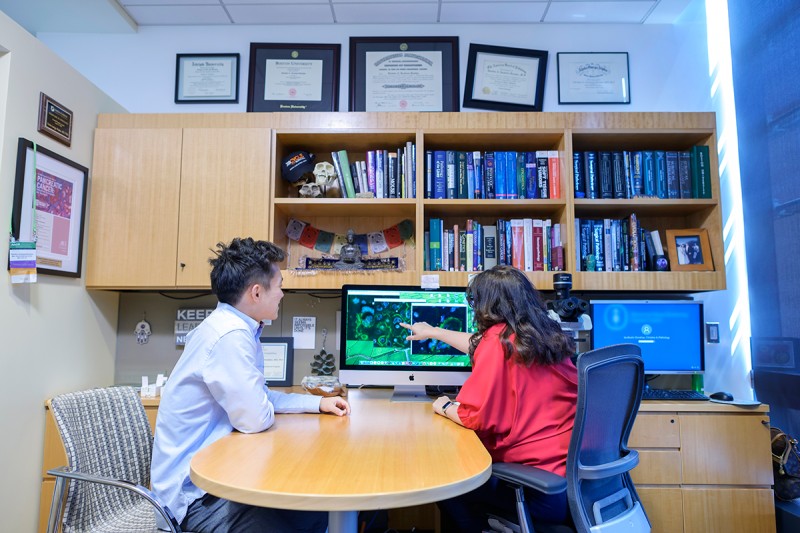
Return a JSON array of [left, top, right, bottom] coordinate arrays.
[[88, 112, 724, 292], [87, 122, 271, 289], [630, 403, 775, 533]]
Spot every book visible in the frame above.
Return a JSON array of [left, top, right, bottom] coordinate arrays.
[[483, 224, 498, 269], [429, 218, 442, 270], [678, 151, 693, 198], [445, 150, 456, 199], [628, 213, 640, 271], [496, 220, 506, 265], [457, 151, 468, 199], [465, 229, 474, 272], [525, 151, 538, 199], [654, 150, 667, 199], [547, 150, 561, 199], [366, 151, 378, 196], [603, 218, 613, 271], [536, 151, 550, 199], [495, 151, 507, 200], [572, 151, 586, 198], [650, 230, 665, 255], [533, 219, 544, 271], [523, 218, 533, 271], [691, 145, 712, 198], [598, 151, 614, 199], [472, 151, 483, 198], [516, 152, 526, 199], [642, 151, 656, 196], [591, 219, 605, 272], [584, 151, 598, 199], [432, 150, 446, 199], [484, 152, 496, 199], [579, 219, 593, 270], [623, 150, 633, 198], [387, 151, 398, 198], [330, 151, 348, 198], [334, 150, 356, 198], [612, 151, 626, 199], [665, 151, 680, 198], [631, 151, 643, 197], [466, 151, 476, 200], [510, 219, 525, 270]]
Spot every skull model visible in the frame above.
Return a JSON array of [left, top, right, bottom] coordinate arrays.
[[299, 182, 323, 198], [313, 162, 336, 187]]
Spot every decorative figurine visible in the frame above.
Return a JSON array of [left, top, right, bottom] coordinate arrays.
[[310, 329, 336, 376], [334, 229, 363, 270], [135, 314, 152, 345]]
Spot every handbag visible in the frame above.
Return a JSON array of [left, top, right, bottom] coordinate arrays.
[[770, 426, 800, 501]]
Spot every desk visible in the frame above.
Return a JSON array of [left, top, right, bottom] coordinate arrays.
[[189, 388, 492, 533]]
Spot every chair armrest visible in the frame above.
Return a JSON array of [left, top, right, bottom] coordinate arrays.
[[491, 463, 568, 495], [47, 466, 182, 532], [578, 450, 640, 480]]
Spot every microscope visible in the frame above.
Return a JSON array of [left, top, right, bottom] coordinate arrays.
[[547, 273, 592, 339]]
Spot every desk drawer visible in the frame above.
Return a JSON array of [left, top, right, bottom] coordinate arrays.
[[630, 414, 680, 448], [632, 450, 682, 485]]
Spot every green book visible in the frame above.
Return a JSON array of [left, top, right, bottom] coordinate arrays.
[[336, 150, 357, 198], [691, 145, 712, 199]]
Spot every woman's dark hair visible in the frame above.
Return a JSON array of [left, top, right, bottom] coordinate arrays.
[[209, 238, 285, 305], [466, 265, 575, 366]]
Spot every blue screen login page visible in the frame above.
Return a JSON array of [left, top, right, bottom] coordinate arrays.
[[592, 301, 703, 373]]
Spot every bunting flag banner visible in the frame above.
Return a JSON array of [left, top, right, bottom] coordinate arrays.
[[285, 218, 414, 255]]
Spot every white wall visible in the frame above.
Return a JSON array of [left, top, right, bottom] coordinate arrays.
[[38, 20, 711, 114], [0, 11, 126, 532]]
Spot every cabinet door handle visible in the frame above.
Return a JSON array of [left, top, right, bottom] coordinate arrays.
[[180, 262, 186, 270]]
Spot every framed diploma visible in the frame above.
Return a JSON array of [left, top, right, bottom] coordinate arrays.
[[10, 138, 89, 277], [463, 43, 548, 112], [349, 36, 459, 112], [260, 337, 295, 387], [557, 52, 631, 104], [247, 43, 341, 112], [175, 53, 240, 104]]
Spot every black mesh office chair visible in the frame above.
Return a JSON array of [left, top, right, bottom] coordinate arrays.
[[45, 386, 183, 533], [490, 343, 650, 533]]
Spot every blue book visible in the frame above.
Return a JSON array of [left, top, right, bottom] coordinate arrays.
[[584, 151, 598, 199], [484, 152, 496, 199], [507, 151, 519, 200], [631, 151, 644, 197], [494, 151, 507, 199], [424, 150, 433, 199], [472, 151, 483, 199], [572, 151, 585, 198], [445, 150, 457, 199], [433, 150, 446, 199], [654, 150, 668, 199], [643, 151, 656, 197], [525, 152, 538, 199], [466, 151, 476, 200]]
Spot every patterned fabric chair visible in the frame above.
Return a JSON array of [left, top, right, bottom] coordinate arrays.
[[46, 386, 182, 533]]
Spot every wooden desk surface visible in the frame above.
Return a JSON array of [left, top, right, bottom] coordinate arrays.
[[190, 388, 493, 512]]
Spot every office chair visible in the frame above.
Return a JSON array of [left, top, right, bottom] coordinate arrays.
[[490, 343, 650, 533], [46, 386, 183, 533]]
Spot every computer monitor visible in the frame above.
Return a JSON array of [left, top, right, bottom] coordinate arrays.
[[590, 299, 704, 374], [339, 284, 475, 401]]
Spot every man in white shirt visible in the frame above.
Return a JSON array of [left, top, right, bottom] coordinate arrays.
[[151, 238, 350, 532]]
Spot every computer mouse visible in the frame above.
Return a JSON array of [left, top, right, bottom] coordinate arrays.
[[709, 391, 734, 402]]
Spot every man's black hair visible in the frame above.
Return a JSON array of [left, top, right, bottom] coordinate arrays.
[[209, 238, 285, 305]]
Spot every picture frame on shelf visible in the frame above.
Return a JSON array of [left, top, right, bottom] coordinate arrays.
[[37, 93, 73, 147], [557, 52, 631, 104], [175, 53, 240, 104], [260, 337, 295, 387], [349, 36, 459, 112], [10, 137, 89, 278], [665, 228, 713, 271], [463, 43, 548, 112], [750, 337, 799, 370], [247, 43, 341, 112]]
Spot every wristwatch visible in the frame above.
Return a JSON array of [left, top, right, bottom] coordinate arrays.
[[442, 400, 457, 415]]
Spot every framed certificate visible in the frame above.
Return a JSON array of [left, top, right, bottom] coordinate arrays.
[[175, 53, 240, 104], [260, 337, 294, 387], [349, 36, 459, 112], [247, 43, 341, 112], [10, 138, 89, 277], [557, 52, 631, 104], [463, 43, 548, 112]]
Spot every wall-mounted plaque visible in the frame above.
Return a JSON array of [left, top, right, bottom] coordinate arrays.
[[38, 93, 73, 147]]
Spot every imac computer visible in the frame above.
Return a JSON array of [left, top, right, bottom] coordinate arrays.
[[339, 284, 476, 401], [590, 299, 705, 375]]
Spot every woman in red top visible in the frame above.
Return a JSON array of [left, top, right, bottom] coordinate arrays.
[[401, 265, 578, 532]]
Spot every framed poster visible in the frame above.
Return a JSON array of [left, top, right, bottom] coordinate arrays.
[[463, 43, 548, 112], [247, 43, 341, 112], [557, 52, 631, 104], [349, 36, 459, 112], [665, 228, 714, 271], [175, 53, 240, 104], [10, 138, 88, 277], [260, 337, 294, 387]]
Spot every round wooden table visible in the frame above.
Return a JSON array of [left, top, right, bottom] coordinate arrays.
[[190, 388, 492, 533]]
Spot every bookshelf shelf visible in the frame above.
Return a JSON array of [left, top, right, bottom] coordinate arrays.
[[88, 111, 724, 293]]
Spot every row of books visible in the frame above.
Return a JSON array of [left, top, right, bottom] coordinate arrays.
[[573, 145, 711, 200], [425, 218, 565, 272], [574, 214, 666, 272], [331, 143, 417, 199], [423, 150, 562, 200]]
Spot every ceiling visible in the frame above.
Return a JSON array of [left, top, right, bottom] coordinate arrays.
[[1, 0, 694, 34]]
